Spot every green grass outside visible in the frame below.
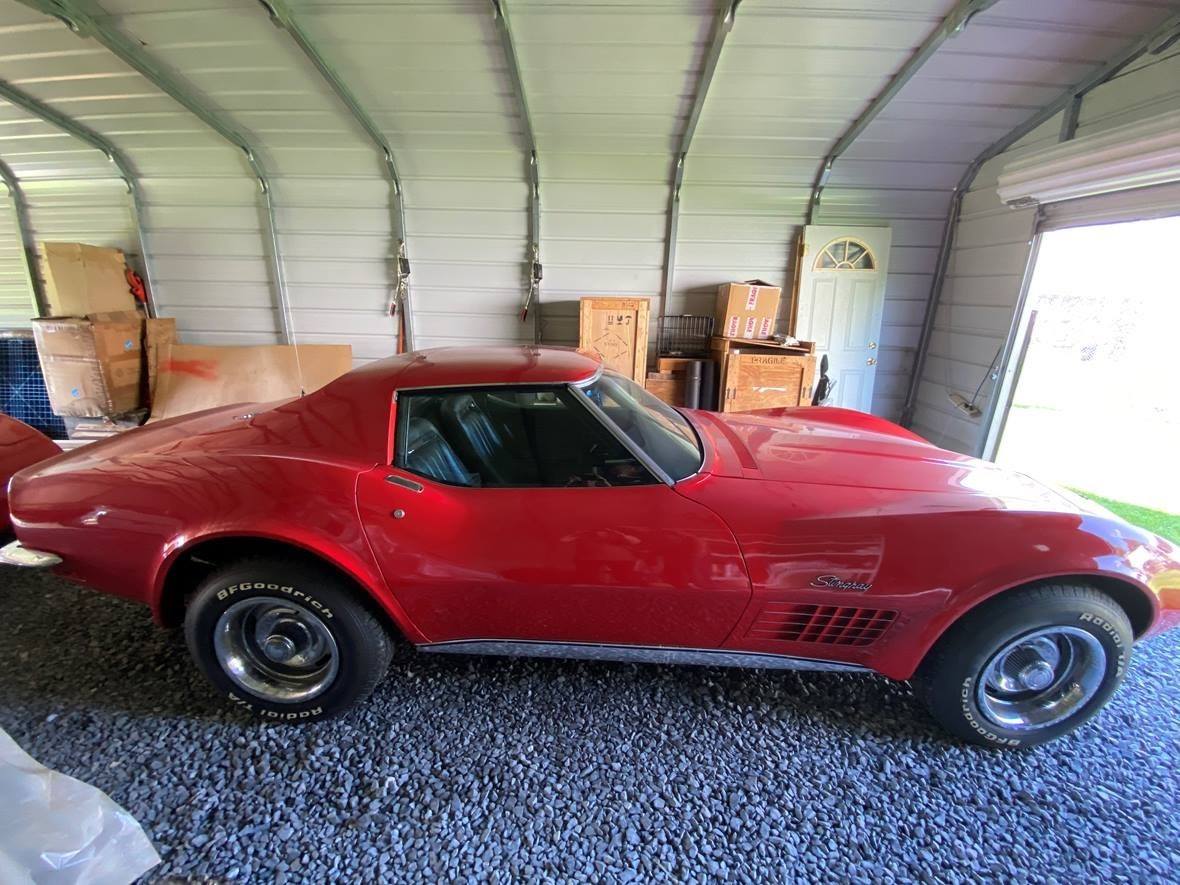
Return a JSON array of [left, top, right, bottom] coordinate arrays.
[[1073, 489, 1180, 544]]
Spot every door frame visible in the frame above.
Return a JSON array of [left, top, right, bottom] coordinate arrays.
[[979, 230, 1044, 461], [793, 224, 892, 412]]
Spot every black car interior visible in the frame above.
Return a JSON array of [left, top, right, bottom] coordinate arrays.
[[398, 388, 652, 488]]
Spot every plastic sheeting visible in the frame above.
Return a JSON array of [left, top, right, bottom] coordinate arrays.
[[0, 726, 160, 884]]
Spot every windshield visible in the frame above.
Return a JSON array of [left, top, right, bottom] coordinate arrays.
[[576, 371, 703, 481]]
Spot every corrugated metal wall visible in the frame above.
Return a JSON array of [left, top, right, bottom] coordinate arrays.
[[283, 0, 529, 356], [675, 1, 949, 420], [0, 0, 1176, 415], [0, 179, 34, 325], [520, 0, 714, 348], [907, 42, 1180, 452]]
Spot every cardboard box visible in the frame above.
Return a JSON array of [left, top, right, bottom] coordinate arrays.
[[578, 297, 650, 383], [150, 343, 353, 422], [32, 314, 144, 417], [715, 279, 781, 341], [39, 243, 137, 317]]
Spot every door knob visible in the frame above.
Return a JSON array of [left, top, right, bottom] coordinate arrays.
[[866, 357, 877, 366], [868, 341, 877, 349]]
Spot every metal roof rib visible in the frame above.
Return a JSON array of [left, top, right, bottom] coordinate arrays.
[[901, 10, 1180, 435], [14, 0, 295, 344], [0, 156, 45, 317], [659, 0, 741, 326], [488, 0, 543, 343], [260, 0, 414, 350], [0, 74, 157, 317], [804, 0, 1001, 226]]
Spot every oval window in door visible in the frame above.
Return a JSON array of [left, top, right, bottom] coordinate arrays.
[[815, 237, 876, 270]]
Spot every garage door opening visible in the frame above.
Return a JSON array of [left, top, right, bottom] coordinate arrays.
[[992, 215, 1180, 518]]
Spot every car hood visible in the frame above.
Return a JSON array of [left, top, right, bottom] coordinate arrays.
[[688, 407, 1087, 514]]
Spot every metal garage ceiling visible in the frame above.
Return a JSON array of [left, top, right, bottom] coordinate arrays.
[[0, 0, 1175, 416]]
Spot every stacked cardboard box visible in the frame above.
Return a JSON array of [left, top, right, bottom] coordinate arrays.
[[30, 242, 356, 436], [30, 243, 149, 425], [715, 280, 781, 341], [644, 279, 819, 412]]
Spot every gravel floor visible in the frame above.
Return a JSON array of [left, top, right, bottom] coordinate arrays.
[[2, 566, 1178, 882]]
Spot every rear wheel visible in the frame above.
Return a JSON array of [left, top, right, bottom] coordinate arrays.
[[184, 556, 393, 721], [915, 584, 1132, 748]]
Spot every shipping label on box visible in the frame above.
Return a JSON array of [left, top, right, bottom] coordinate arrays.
[[715, 279, 781, 341]]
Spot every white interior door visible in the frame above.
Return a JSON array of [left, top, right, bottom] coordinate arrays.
[[794, 225, 892, 412]]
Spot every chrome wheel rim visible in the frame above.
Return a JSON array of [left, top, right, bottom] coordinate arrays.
[[213, 596, 339, 703], [976, 626, 1106, 732]]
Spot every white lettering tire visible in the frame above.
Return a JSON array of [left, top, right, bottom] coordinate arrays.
[[184, 556, 393, 722], [914, 584, 1132, 749]]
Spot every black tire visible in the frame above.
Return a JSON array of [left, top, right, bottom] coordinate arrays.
[[184, 556, 393, 722], [914, 584, 1132, 749]]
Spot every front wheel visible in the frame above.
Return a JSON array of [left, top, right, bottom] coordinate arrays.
[[915, 584, 1132, 748], [184, 556, 393, 722]]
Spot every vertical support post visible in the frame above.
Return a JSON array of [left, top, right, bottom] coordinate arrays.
[[1059, 94, 1082, 142], [0, 77, 157, 318], [489, 0, 543, 342], [658, 0, 740, 326], [260, 0, 414, 349], [898, 161, 978, 427], [0, 158, 47, 317]]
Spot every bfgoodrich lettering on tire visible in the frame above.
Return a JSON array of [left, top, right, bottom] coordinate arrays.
[[184, 556, 393, 721], [915, 583, 1132, 748]]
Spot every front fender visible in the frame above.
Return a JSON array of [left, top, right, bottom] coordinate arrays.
[[880, 512, 1170, 680]]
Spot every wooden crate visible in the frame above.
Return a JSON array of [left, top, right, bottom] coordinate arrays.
[[657, 356, 696, 375], [712, 337, 817, 413], [644, 371, 686, 407], [579, 297, 650, 383]]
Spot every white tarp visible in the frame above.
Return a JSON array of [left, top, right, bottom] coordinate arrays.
[[0, 726, 160, 884]]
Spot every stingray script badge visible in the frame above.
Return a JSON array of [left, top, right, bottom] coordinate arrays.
[[810, 575, 873, 592]]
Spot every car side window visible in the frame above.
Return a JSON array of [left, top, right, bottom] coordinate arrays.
[[394, 386, 655, 488]]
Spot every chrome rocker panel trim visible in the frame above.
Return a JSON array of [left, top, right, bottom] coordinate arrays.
[[417, 639, 867, 672], [0, 540, 62, 568]]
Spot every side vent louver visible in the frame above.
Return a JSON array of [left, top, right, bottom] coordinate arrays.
[[749, 605, 897, 647]]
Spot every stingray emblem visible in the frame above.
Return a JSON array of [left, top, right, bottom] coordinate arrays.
[[810, 575, 873, 592]]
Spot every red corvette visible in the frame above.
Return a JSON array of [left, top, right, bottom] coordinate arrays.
[[3, 346, 1177, 747], [0, 415, 60, 536]]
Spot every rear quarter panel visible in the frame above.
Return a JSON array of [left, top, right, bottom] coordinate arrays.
[[9, 451, 420, 639]]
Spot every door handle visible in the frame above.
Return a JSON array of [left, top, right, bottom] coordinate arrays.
[[866, 357, 877, 366], [868, 341, 877, 349], [385, 474, 423, 492]]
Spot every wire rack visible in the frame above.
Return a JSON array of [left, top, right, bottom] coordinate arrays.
[[657, 315, 714, 357], [0, 331, 66, 438]]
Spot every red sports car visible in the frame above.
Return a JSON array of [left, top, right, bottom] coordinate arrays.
[[0, 414, 60, 536], [3, 346, 1177, 747]]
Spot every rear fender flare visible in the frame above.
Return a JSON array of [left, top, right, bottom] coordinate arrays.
[[150, 527, 428, 643]]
